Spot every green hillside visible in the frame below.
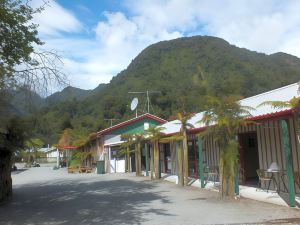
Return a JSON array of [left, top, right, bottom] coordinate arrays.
[[4, 87, 45, 116], [45, 84, 106, 104], [32, 36, 300, 144], [45, 86, 92, 104]]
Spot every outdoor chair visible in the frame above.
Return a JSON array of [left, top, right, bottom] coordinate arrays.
[[204, 166, 219, 184], [68, 166, 78, 173], [86, 167, 94, 173], [272, 171, 299, 193], [256, 169, 272, 192]]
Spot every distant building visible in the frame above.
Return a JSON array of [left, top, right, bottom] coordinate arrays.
[[36, 147, 59, 163], [83, 113, 166, 173]]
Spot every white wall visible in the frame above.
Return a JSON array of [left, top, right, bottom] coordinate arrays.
[[46, 150, 62, 158], [104, 134, 122, 145]]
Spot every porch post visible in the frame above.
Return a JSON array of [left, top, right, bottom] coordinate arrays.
[[114, 149, 116, 173], [235, 166, 239, 195], [197, 138, 205, 188], [145, 143, 149, 176], [235, 135, 240, 195], [66, 149, 69, 167], [280, 120, 296, 207], [158, 143, 161, 178], [56, 148, 60, 168], [108, 146, 112, 173]]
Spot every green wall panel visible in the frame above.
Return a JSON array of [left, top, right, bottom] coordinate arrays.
[[107, 118, 162, 135]]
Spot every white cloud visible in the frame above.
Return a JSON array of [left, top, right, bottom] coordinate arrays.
[[125, 0, 300, 56], [191, 0, 300, 55], [34, 0, 300, 91], [56, 11, 182, 89], [32, 0, 82, 37], [125, 0, 200, 32], [95, 12, 138, 47]]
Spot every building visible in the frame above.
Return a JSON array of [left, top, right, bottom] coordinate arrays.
[[74, 82, 299, 206], [35, 147, 59, 163], [159, 82, 300, 196], [85, 113, 167, 173]]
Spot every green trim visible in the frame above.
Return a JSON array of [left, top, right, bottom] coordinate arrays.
[[280, 120, 296, 207], [198, 138, 205, 188], [158, 147, 161, 178], [235, 167, 239, 195], [108, 118, 161, 135]]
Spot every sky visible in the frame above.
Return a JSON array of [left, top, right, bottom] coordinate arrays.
[[31, 0, 300, 91]]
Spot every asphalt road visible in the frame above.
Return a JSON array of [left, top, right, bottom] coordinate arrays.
[[0, 167, 299, 225]]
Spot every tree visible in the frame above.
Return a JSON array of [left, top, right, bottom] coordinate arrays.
[[57, 129, 72, 148], [0, 0, 67, 202], [56, 128, 75, 167], [145, 126, 165, 179], [0, 0, 67, 92], [199, 95, 253, 197], [133, 134, 144, 176], [119, 133, 144, 176], [120, 134, 135, 172], [194, 68, 254, 197], [176, 112, 194, 186], [0, 118, 26, 202], [160, 112, 194, 186], [70, 131, 96, 148], [161, 134, 184, 185], [258, 95, 300, 142], [25, 138, 44, 164], [70, 151, 93, 167]]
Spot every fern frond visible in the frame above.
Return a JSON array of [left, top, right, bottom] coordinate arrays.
[[257, 101, 290, 109]]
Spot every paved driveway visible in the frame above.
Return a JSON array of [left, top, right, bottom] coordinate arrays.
[[0, 167, 299, 225]]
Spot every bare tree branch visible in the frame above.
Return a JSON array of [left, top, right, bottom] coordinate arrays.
[[13, 50, 69, 96]]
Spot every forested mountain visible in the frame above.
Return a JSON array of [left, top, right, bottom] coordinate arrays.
[[44, 84, 106, 105], [31, 36, 300, 144], [4, 87, 45, 116], [45, 86, 95, 104], [7, 84, 106, 114]]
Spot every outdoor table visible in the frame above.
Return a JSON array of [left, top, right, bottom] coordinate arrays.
[[79, 166, 88, 173], [266, 170, 288, 193], [204, 166, 219, 184]]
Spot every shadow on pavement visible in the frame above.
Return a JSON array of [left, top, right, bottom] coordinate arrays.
[[278, 192, 300, 208], [0, 178, 174, 225], [11, 169, 28, 175], [227, 217, 300, 225]]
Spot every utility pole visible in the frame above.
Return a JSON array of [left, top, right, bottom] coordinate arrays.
[[104, 119, 119, 127], [128, 90, 161, 113]]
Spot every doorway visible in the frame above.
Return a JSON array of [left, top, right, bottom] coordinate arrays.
[[109, 146, 125, 173], [239, 132, 260, 186], [188, 139, 199, 178], [162, 143, 171, 173]]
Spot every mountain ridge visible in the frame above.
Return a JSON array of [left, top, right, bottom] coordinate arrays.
[[29, 35, 300, 144]]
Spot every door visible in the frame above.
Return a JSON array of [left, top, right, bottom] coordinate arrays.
[[188, 139, 198, 177], [239, 132, 260, 185], [165, 144, 171, 173], [161, 143, 171, 173]]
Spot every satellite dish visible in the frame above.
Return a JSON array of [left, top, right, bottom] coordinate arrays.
[[130, 98, 138, 111]]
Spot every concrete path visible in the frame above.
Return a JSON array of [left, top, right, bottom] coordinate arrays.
[[0, 167, 299, 225]]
